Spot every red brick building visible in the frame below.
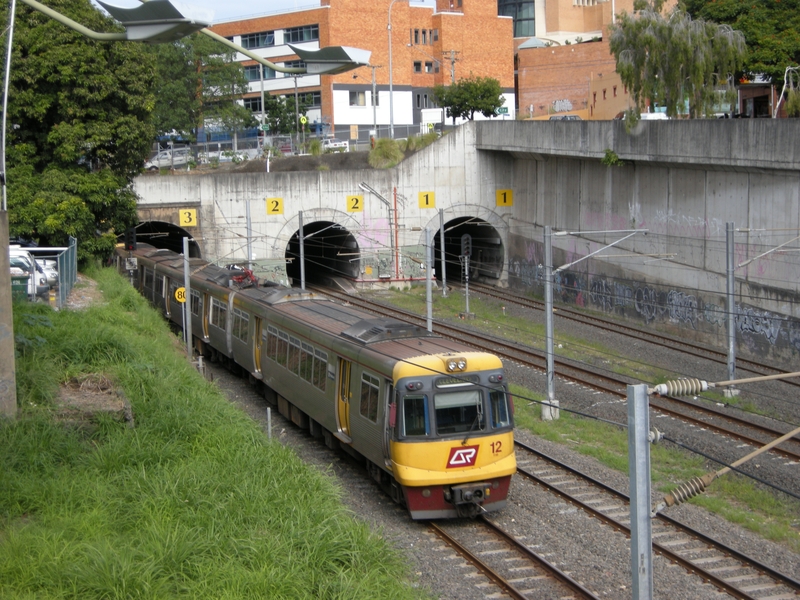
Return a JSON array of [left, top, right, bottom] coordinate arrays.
[[210, 0, 515, 141]]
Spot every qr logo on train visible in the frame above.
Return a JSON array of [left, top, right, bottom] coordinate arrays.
[[446, 446, 479, 468]]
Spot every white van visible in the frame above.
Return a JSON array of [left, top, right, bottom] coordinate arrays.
[[9, 247, 49, 299], [640, 112, 669, 120], [144, 147, 192, 171]]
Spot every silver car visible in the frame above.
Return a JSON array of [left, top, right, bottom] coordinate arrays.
[[36, 258, 59, 287]]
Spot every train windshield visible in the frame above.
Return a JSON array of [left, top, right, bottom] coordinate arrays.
[[402, 395, 429, 436], [434, 388, 483, 435], [489, 388, 512, 428]]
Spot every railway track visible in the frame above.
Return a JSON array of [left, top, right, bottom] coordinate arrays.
[[513, 439, 800, 600], [466, 281, 800, 390], [310, 285, 800, 464], [428, 518, 600, 599]]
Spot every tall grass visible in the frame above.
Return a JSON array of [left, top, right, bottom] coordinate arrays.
[[1, 267, 426, 599], [368, 138, 404, 169]]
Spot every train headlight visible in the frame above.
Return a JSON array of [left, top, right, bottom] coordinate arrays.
[[446, 357, 467, 372], [421, 489, 431, 498]]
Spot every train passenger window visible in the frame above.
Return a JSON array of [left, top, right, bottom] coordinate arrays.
[[210, 298, 227, 329], [402, 395, 428, 436], [267, 325, 279, 360], [313, 349, 327, 390], [360, 373, 380, 422], [299, 342, 314, 382], [288, 336, 301, 374], [232, 308, 249, 343], [190, 290, 200, 316], [143, 268, 154, 290], [490, 390, 512, 428], [276, 331, 289, 367], [434, 389, 483, 435]]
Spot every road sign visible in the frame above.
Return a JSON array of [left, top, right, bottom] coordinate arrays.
[[174, 287, 186, 303], [495, 107, 509, 115], [260, 124, 269, 131], [300, 116, 308, 124]]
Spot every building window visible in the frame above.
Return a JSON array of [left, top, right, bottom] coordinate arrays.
[[425, 61, 433, 73], [603, 89, 607, 100], [241, 31, 274, 49], [613, 85, 617, 97], [413, 61, 422, 73], [349, 91, 366, 106], [416, 93, 421, 108], [372, 91, 380, 107], [422, 30, 427, 45], [285, 24, 319, 43], [433, 29, 439, 41], [423, 93, 429, 108], [299, 91, 322, 107], [283, 60, 306, 70], [244, 65, 275, 81], [244, 96, 262, 112], [593, 91, 597, 106], [498, 0, 535, 38]]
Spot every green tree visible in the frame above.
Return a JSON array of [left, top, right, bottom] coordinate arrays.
[[262, 92, 310, 135], [683, 0, 800, 86], [150, 33, 254, 141], [432, 76, 504, 122], [3, 0, 156, 261], [609, 2, 746, 118]]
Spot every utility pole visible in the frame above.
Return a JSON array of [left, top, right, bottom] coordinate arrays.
[[445, 49, 459, 83]]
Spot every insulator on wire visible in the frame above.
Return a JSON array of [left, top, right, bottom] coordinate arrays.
[[652, 378, 708, 397], [652, 473, 716, 515]]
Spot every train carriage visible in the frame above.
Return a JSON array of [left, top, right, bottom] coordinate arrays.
[[119, 244, 516, 519]]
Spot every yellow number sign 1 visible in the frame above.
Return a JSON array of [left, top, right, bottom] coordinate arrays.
[[418, 191, 435, 208], [496, 189, 513, 206]]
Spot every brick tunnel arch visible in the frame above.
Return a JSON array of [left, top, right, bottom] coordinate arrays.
[[128, 221, 202, 257], [284, 221, 360, 285], [434, 217, 504, 284]]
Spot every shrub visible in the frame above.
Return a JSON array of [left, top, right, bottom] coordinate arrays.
[[368, 138, 404, 169]]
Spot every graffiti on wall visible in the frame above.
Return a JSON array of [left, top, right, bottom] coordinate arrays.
[[508, 251, 800, 357]]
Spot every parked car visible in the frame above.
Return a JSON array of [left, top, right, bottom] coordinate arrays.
[[9, 247, 49, 299], [321, 137, 349, 152], [36, 258, 59, 287], [144, 147, 192, 171]]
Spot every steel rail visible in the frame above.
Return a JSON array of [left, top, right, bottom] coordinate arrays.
[[514, 439, 800, 597]]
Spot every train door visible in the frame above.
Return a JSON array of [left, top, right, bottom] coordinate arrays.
[[202, 293, 210, 339], [382, 382, 394, 465], [253, 317, 263, 377], [336, 358, 352, 439]]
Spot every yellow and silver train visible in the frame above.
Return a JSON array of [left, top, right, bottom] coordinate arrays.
[[119, 244, 516, 519]]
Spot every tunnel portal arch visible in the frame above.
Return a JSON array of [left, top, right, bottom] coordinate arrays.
[[128, 221, 202, 257], [285, 221, 361, 285], [434, 217, 504, 285]]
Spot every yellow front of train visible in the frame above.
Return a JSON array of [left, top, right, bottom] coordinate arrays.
[[390, 352, 516, 519]]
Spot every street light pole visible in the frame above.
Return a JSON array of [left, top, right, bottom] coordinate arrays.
[[388, 0, 407, 140]]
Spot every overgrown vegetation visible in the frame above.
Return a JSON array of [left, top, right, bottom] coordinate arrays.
[[1, 268, 426, 599], [601, 149, 625, 167], [368, 138, 405, 169]]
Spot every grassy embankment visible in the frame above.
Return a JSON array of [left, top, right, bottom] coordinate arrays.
[[368, 286, 800, 553], [0, 267, 428, 599]]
